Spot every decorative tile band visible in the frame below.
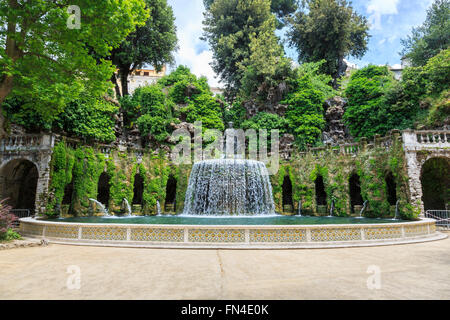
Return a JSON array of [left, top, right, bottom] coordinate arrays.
[[19, 218, 438, 247], [365, 226, 403, 240], [45, 225, 78, 239], [404, 224, 429, 237], [82, 227, 127, 241], [188, 229, 245, 243], [21, 223, 43, 236], [131, 228, 184, 242], [311, 228, 362, 242], [250, 229, 307, 243]]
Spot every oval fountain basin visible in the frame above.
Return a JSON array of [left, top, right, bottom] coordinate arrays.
[[54, 215, 406, 225]]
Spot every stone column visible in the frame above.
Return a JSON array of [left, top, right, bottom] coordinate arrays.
[[404, 150, 425, 217], [34, 151, 53, 216]]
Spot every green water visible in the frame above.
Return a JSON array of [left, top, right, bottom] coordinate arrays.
[[56, 215, 404, 225]]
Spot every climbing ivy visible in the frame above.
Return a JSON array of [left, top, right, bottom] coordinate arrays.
[[46, 141, 75, 217], [71, 147, 106, 216]]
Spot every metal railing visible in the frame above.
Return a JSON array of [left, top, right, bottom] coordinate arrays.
[[10, 209, 32, 228], [425, 210, 450, 230]]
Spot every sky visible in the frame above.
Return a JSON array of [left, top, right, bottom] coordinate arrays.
[[167, 0, 435, 87]]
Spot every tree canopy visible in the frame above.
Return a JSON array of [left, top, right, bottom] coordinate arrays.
[[110, 0, 178, 97], [0, 0, 148, 137], [401, 0, 450, 67], [204, 0, 298, 27], [287, 0, 370, 83], [202, 0, 276, 99]]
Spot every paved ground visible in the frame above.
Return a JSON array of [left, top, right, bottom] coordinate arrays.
[[1, 235, 449, 300]]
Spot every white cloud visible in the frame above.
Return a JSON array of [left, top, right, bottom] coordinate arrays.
[[168, 0, 221, 88], [367, 0, 400, 30]]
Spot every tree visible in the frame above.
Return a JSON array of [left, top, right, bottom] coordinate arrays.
[[342, 65, 413, 139], [282, 61, 334, 149], [401, 0, 450, 67], [0, 0, 148, 138], [203, 0, 298, 27], [202, 0, 274, 99], [239, 15, 294, 100], [287, 0, 370, 84], [110, 0, 178, 97]]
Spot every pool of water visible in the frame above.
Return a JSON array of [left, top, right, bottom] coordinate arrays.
[[55, 215, 405, 225]]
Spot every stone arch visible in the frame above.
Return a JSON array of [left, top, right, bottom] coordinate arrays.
[[282, 175, 293, 212], [132, 173, 144, 205], [62, 181, 74, 205], [349, 173, 363, 213], [315, 175, 327, 208], [0, 158, 39, 212], [97, 172, 110, 208], [420, 157, 450, 211], [165, 175, 177, 212], [385, 171, 397, 206]]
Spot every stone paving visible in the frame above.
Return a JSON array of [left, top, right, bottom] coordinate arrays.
[[0, 234, 449, 300]]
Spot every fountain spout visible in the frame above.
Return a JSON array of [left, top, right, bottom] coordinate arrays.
[[393, 200, 400, 220], [156, 200, 162, 215], [328, 200, 335, 217], [123, 198, 132, 216], [358, 200, 369, 219], [89, 199, 110, 216], [298, 201, 302, 217]]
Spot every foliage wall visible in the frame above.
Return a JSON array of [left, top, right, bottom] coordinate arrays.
[[45, 131, 420, 220]]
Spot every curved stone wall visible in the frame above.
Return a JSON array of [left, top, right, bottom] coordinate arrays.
[[19, 218, 445, 249]]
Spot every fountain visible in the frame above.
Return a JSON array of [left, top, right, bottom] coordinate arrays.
[[298, 201, 302, 217], [123, 198, 132, 216], [183, 159, 275, 216], [356, 200, 369, 219], [392, 200, 400, 220], [156, 200, 162, 215], [328, 200, 335, 217], [182, 122, 275, 216], [88, 198, 109, 216]]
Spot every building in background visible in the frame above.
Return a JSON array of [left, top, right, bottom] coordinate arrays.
[[118, 66, 167, 96]]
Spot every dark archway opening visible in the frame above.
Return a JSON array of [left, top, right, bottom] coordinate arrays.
[[282, 175, 293, 212], [165, 175, 177, 212], [349, 173, 364, 213], [133, 174, 144, 205], [421, 158, 450, 211], [97, 172, 110, 208], [62, 181, 73, 205], [385, 171, 397, 206], [315, 175, 327, 206], [0, 159, 38, 213]]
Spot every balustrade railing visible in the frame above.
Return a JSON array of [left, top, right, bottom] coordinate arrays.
[[416, 131, 449, 144], [0, 134, 44, 150]]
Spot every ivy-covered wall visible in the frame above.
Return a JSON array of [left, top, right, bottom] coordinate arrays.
[[45, 140, 191, 217], [270, 133, 417, 219], [44, 131, 419, 220]]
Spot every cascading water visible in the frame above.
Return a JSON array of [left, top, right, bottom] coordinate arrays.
[[89, 198, 109, 216], [156, 200, 162, 215], [183, 159, 276, 216], [123, 198, 132, 216]]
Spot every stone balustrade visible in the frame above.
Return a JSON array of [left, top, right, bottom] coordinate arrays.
[[403, 130, 450, 148], [0, 134, 55, 152]]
